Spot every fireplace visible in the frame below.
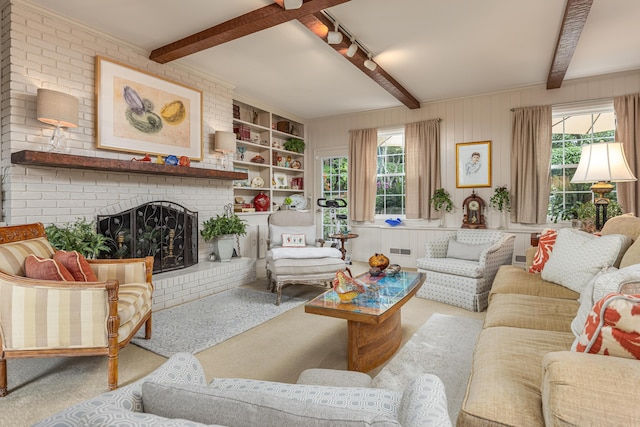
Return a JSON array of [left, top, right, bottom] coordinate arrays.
[[97, 201, 198, 274]]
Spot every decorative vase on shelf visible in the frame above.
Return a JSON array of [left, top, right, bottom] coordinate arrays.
[[253, 192, 270, 212]]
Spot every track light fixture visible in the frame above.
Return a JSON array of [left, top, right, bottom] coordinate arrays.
[[364, 54, 377, 71], [283, 0, 303, 9], [327, 22, 343, 44], [346, 39, 358, 57]]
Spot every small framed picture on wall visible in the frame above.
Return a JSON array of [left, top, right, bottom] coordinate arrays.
[[456, 141, 491, 188]]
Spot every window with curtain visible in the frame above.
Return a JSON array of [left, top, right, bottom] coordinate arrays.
[[376, 127, 405, 215], [549, 101, 616, 221]]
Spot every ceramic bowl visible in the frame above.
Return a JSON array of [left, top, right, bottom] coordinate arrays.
[[385, 264, 401, 276], [368, 267, 383, 277], [336, 289, 361, 303]]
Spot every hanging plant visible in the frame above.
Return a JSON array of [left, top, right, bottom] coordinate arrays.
[[430, 188, 454, 212], [489, 185, 511, 212]]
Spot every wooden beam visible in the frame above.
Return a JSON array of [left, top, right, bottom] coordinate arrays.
[[298, 12, 420, 109], [547, 0, 593, 89], [150, 0, 350, 63]]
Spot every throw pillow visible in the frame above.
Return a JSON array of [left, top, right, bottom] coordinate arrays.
[[53, 250, 98, 282], [592, 263, 640, 302], [574, 293, 640, 360], [142, 382, 400, 426], [620, 237, 640, 269], [281, 233, 306, 248], [528, 229, 557, 273], [446, 240, 491, 261], [570, 267, 615, 344], [269, 225, 315, 247], [541, 228, 632, 294], [24, 254, 74, 281]]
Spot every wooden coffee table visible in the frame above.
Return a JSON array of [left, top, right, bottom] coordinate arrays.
[[305, 271, 425, 372]]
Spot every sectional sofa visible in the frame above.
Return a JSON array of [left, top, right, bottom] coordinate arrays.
[[458, 214, 640, 426]]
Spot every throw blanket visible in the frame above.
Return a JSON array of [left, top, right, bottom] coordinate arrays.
[[271, 247, 342, 260]]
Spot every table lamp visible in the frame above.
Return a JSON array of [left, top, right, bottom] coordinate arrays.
[[215, 131, 236, 170], [36, 88, 79, 151], [570, 141, 637, 230]]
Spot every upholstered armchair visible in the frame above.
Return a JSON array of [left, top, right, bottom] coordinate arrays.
[[265, 210, 346, 305], [416, 230, 515, 311], [0, 222, 154, 396]]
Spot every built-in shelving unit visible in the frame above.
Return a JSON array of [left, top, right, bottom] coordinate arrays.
[[232, 100, 306, 213], [11, 150, 248, 180]]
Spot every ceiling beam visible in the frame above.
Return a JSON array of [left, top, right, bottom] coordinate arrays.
[[149, 0, 350, 64], [298, 12, 420, 109], [547, 0, 593, 89]]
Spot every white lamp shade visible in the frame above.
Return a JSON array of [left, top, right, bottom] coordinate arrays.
[[215, 131, 237, 153], [571, 142, 637, 183], [36, 88, 79, 128]]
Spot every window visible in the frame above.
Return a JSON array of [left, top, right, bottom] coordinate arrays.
[[376, 128, 405, 215], [549, 103, 616, 221], [320, 156, 349, 239]]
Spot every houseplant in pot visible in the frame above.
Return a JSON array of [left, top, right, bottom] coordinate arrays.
[[45, 218, 112, 259], [489, 185, 511, 229], [283, 138, 305, 154], [430, 188, 454, 227], [201, 207, 248, 262]]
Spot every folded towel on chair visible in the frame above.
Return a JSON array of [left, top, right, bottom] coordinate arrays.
[[271, 247, 342, 260]]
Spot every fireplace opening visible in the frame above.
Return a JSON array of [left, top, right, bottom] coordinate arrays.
[[97, 201, 198, 274]]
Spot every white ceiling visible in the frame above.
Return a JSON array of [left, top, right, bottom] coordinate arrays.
[[25, 0, 640, 119]]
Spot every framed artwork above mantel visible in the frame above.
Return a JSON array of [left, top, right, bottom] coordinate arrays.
[[95, 56, 203, 160], [456, 140, 491, 188]]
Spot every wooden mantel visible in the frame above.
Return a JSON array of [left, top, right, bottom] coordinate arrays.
[[11, 150, 247, 181]]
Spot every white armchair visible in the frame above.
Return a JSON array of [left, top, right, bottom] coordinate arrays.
[[416, 230, 515, 311]]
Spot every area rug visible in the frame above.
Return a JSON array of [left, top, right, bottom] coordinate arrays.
[[132, 288, 306, 357], [371, 313, 483, 425]]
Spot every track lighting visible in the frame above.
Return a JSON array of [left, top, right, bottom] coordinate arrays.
[[364, 54, 377, 71], [346, 39, 358, 57], [283, 0, 303, 9], [327, 22, 343, 44]]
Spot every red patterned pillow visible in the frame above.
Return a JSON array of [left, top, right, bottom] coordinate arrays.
[[24, 254, 75, 281], [529, 229, 558, 273], [54, 250, 98, 282], [575, 293, 640, 359]]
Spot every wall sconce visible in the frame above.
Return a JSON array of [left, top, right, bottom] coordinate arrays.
[[570, 141, 637, 230], [36, 88, 79, 151], [364, 54, 377, 71], [215, 131, 237, 171]]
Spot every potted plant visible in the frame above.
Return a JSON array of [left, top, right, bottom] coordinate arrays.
[[430, 188, 454, 227], [282, 196, 293, 210], [283, 138, 305, 153], [45, 218, 112, 259], [201, 211, 248, 262], [489, 185, 511, 229]]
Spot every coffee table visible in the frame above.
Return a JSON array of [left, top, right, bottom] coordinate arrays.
[[305, 271, 425, 372]]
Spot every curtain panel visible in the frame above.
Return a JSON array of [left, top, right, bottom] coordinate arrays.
[[614, 93, 640, 215], [405, 119, 441, 219], [348, 128, 378, 222], [510, 105, 552, 224]]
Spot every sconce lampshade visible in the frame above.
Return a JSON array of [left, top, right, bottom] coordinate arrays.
[[215, 131, 237, 153], [571, 142, 637, 184], [36, 88, 79, 128]]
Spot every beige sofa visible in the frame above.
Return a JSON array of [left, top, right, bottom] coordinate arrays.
[[458, 214, 640, 426]]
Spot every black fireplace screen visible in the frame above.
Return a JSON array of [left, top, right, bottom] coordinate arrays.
[[97, 201, 198, 274]]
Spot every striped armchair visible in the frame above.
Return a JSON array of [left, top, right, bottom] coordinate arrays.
[[0, 222, 154, 396]]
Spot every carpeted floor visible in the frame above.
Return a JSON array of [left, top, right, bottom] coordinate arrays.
[[132, 288, 306, 357], [2, 263, 486, 426], [372, 313, 484, 424]]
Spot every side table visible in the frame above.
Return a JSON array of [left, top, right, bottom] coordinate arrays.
[[329, 233, 359, 264]]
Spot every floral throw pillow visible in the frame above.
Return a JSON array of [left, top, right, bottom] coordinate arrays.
[[528, 229, 558, 273], [575, 293, 640, 360]]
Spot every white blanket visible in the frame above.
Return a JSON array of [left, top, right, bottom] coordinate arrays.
[[271, 247, 342, 260]]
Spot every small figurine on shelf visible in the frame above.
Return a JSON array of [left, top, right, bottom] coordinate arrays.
[[155, 155, 165, 164], [132, 153, 151, 162], [285, 156, 291, 168], [164, 155, 179, 165], [179, 156, 191, 166]]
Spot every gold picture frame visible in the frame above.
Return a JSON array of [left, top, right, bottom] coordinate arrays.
[[95, 56, 203, 160], [456, 141, 491, 188]]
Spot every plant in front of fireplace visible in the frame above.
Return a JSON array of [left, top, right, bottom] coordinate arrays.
[[45, 218, 113, 259], [201, 210, 248, 262]]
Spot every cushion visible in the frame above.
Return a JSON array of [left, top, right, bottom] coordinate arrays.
[[24, 254, 74, 281], [0, 237, 56, 276], [528, 229, 557, 273], [620, 237, 640, 268], [78, 404, 214, 427], [446, 240, 491, 261], [281, 233, 306, 247], [53, 250, 98, 281], [574, 293, 640, 359], [570, 267, 615, 345], [600, 212, 640, 241], [592, 263, 640, 302], [142, 382, 400, 427], [269, 225, 315, 247], [541, 228, 632, 293]]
